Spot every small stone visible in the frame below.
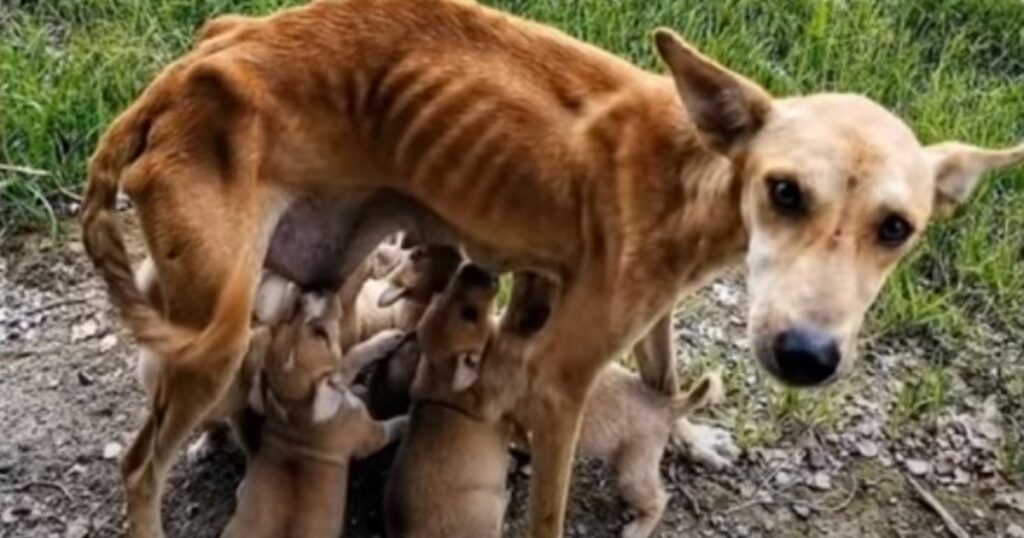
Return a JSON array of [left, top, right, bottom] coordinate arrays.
[[953, 468, 971, 485], [72, 318, 100, 342], [103, 441, 123, 460], [774, 471, 795, 488], [1, 506, 30, 524], [1006, 524, 1024, 538], [99, 333, 118, 352], [905, 459, 931, 476], [65, 518, 89, 538], [791, 503, 812, 520], [994, 491, 1024, 513], [77, 371, 94, 386], [809, 472, 832, 491], [856, 440, 879, 458], [733, 524, 750, 537]]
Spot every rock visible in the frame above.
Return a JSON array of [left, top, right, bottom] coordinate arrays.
[[77, 371, 93, 386], [732, 524, 751, 537], [65, 518, 89, 538], [99, 333, 118, 352], [809, 472, 832, 491], [994, 491, 1024, 513], [1007, 524, 1024, 538], [791, 503, 813, 520], [103, 441, 123, 460], [71, 319, 99, 342], [905, 459, 931, 476], [774, 471, 795, 488], [952, 468, 971, 485], [1, 506, 31, 524], [856, 440, 879, 458]]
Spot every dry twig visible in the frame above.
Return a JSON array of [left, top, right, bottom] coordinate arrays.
[[906, 476, 969, 538]]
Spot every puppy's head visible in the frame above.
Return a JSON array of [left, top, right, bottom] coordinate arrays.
[[378, 246, 463, 307], [416, 263, 499, 392], [655, 30, 1024, 387], [249, 292, 359, 424]]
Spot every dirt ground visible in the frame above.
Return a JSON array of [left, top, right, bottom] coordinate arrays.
[[2, 218, 1023, 538]]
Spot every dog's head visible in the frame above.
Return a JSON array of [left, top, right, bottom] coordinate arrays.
[[249, 292, 360, 424], [378, 245, 463, 307], [655, 30, 1024, 387], [415, 263, 499, 392]]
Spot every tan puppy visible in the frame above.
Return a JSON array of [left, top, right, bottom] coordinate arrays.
[[222, 293, 407, 538], [385, 265, 538, 538], [81, 1, 1024, 534]]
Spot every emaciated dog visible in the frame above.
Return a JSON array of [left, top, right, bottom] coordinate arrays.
[[81, 1, 1024, 535]]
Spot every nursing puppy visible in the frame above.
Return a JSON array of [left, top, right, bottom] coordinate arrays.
[[385, 265, 543, 538], [222, 293, 406, 538], [358, 245, 462, 419]]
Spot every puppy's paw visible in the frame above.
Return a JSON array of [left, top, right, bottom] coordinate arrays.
[[676, 420, 740, 470]]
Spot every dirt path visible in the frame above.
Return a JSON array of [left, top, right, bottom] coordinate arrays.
[[2, 220, 1022, 537]]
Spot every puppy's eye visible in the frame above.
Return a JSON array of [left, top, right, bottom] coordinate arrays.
[[767, 175, 807, 217], [460, 306, 480, 323], [878, 214, 913, 247]]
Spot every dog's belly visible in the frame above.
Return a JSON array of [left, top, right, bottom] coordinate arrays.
[[264, 189, 456, 289]]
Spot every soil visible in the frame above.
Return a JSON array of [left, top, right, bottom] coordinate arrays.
[[2, 217, 1022, 538]]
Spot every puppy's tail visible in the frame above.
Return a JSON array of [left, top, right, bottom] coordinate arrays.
[[82, 104, 254, 369], [669, 370, 724, 419]]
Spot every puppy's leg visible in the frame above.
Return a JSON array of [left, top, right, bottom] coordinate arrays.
[[674, 419, 739, 469], [615, 443, 668, 538], [632, 314, 678, 396]]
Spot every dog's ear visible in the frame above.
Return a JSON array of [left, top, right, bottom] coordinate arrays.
[[927, 141, 1024, 219], [312, 374, 360, 423], [452, 352, 482, 392], [378, 283, 409, 308], [654, 29, 772, 156], [247, 374, 265, 414]]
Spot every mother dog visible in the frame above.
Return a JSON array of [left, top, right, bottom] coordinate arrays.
[[81, 0, 1023, 536]]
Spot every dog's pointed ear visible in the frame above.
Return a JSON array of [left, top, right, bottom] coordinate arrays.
[[654, 29, 772, 156], [247, 374, 265, 414], [452, 352, 482, 392], [312, 375, 358, 423], [378, 283, 409, 308], [927, 141, 1024, 219]]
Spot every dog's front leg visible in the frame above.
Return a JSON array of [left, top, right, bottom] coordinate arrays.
[[526, 353, 600, 538]]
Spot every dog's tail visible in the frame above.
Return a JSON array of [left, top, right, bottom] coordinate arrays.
[[668, 370, 724, 419], [81, 106, 254, 369]]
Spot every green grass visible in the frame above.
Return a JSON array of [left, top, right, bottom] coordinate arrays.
[[2, 0, 1022, 338]]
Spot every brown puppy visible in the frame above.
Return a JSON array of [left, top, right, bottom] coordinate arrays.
[[385, 265, 538, 538], [81, 2, 1024, 535], [222, 292, 407, 538]]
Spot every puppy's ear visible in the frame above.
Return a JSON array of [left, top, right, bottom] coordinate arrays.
[[927, 141, 1024, 219], [653, 29, 772, 156], [378, 283, 409, 308], [452, 352, 482, 392], [312, 374, 360, 423], [247, 374, 265, 414]]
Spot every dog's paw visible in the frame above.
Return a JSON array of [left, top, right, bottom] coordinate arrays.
[[676, 420, 740, 469], [186, 432, 217, 465]]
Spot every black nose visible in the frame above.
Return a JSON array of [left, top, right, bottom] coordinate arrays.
[[772, 327, 840, 386]]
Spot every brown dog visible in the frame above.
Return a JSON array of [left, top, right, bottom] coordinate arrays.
[[222, 292, 407, 538], [385, 265, 545, 538], [81, 1, 1024, 535]]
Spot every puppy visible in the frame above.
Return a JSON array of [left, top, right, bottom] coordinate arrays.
[[222, 292, 407, 538], [384, 264, 531, 538], [574, 367, 723, 538], [354, 245, 462, 419]]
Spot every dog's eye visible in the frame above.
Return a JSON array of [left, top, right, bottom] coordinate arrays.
[[878, 214, 913, 247], [460, 306, 480, 323], [767, 175, 807, 217]]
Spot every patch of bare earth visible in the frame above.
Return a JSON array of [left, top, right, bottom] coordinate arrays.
[[2, 219, 1022, 537]]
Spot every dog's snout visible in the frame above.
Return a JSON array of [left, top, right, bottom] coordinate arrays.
[[772, 327, 840, 386]]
